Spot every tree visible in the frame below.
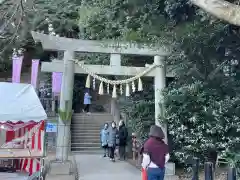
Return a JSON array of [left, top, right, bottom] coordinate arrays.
[[0, 0, 81, 72], [163, 82, 240, 164], [191, 0, 240, 26], [161, 18, 240, 164], [120, 82, 155, 140]]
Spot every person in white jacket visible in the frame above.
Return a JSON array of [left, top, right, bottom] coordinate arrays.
[[141, 125, 170, 180]]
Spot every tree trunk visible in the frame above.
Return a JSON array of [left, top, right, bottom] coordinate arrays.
[[191, 0, 240, 26]]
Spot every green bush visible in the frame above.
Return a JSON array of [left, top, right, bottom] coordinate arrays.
[[120, 87, 155, 141]]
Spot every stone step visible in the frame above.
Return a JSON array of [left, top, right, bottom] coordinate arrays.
[[71, 128, 100, 131], [71, 138, 100, 144], [71, 132, 100, 135], [71, 139, 100, 143], [71, 141, 101, 145], [73, 116, 113, 120], [71, 133, 100, 137], [71, 126, 101, 130], [71, 149, 103, 154], [72, 118, 112, 121], [71, 129, 101, 133], [71, 146, 102, 151], [73, 113, 112, 116], [71, 123, 108, 127], [71, 124, 109, 129], [71, 126, 104, 130], [71, 121, 111, 125], [72, 119, 112, 123], [73, 115, 113, 121], [71, 142, 100, 147], [72, 134, 100, 139], [71, 138, 99, 142], [73, 114, 112, 118], [71, 135, 101, 140], [71, 113, 113, 154]]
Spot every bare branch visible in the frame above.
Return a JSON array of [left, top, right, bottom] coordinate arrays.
[[0, 0, 25, 54], [207, 60, 228, 80]]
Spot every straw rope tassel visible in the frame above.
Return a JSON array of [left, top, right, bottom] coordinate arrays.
[[85, 74, 91, 88], [138, 78, 143, 91], [98, 81, 104, 95], [132, 81, 136, 92], [120, 84, 123, 95], [107, 83, 110, 94], [93, 78, 96, 90], [112, 85, 117, 98], [126, 83, 130, 97]]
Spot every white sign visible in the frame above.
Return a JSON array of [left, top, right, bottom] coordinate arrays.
[[46, 123, 57, 132]]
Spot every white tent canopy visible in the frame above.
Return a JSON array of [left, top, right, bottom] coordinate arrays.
[[0, 82, 47, 122]]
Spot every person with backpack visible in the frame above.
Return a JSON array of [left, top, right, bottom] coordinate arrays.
[[141, 125, 170, 180]]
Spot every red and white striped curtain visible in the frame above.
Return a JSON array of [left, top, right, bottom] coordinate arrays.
[[0, 121, 45, 175]]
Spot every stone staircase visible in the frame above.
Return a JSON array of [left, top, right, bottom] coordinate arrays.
[[71, 113, 113, 153]]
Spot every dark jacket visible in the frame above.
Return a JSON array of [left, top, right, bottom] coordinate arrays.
[[118, 124, 128, 146], [143, 125, 168, 169], [108, 127, 118, 147]]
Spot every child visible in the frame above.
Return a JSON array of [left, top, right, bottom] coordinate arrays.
[[100, 123, 109, 157]]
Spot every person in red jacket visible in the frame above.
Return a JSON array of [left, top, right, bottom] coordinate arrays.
[[141, 125, 170, 180]]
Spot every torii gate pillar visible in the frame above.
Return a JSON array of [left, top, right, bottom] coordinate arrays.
[[154, 55, 167, 142], [56, 50, 75, 161]]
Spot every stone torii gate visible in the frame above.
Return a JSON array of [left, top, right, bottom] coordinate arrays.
[[31, 31, 172, 161]]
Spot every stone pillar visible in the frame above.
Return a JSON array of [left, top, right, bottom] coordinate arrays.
[[154, 56, 167, 142], [52, 96, 56, 113], [110, 54, 121, 124], [56, 51, 75, 161], [111, 99, 120, 124]]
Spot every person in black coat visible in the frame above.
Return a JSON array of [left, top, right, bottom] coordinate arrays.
[[118, 120, 128, 160]]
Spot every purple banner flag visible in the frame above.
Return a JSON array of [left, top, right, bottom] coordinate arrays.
[[52, 72, 63, 93], [12, 56, 23, 83], [31, 59, 40, 88]]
